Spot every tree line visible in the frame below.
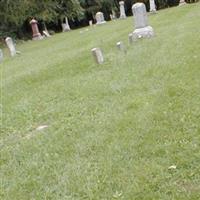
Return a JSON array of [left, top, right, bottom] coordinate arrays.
[[0, 0, 194, 39]]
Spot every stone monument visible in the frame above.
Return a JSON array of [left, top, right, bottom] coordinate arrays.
[[150, 0, 156, 13], [30, 19, 43, 40], [62, 17, 71, 32], [89, 20, 93, 26], [91, 48, 104, 64], [5, 37, 16, 57], [0, 49, 3, 62], [179, 0, 186, 6], [132, 3, 154, 40], [119, 1, 126, 19], [95, 12, 106, 25]]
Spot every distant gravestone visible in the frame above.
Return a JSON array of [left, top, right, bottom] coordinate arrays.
[[62, 17, 71, 32], [95, 12, 106, 25], [112, 10, 117, 20], [5, 37, 16, 57], [116, 41, 126, 53], [0, 49, 3, 62], [128, 33, 133, 44], [132, 3, 154, 40], [91, 48, 104, 64], [89, 20, 93, 26], [119, 1, 126, 19], [150, 0, 156, 13], [30, 19, 43, 40], [43, 30, 51, 37], [179, 0, 186, 5]]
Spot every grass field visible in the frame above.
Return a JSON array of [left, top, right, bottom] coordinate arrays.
[[1, 3, 200, 199]]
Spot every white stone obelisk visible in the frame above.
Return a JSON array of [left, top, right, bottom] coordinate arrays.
[[119, 1, 126, 19], [62, 17, 71, 32], [150, 0, 156, 13]]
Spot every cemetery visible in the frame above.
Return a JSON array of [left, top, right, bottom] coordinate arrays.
[[0, 1, 200, 199]]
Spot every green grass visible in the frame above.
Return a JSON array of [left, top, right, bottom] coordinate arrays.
[[1, 3, 200, 199]]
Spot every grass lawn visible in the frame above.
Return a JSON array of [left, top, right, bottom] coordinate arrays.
[[1, 3, 200, 200]]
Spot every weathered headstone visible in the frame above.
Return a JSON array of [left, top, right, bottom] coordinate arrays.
[[116, 41, 126, 53], [43, 30, 51, 37], [0, 49, 3, 62], [62, 17, 71, 32], [95, 12, 106, 25], [132, 3, 154, 40], [30, 19, 43, 40], [89, 20, 93, 26], [150, 0, 156, 13], [179, 0, 186, 6], [119, 1, 126, 19], [5, 37, 16, 57], [112, 10, 117, 20], [128, 33, 133, 44], [91, 48, 104, 64]]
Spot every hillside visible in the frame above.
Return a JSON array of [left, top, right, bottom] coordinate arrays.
[[1, 3, 200, 199]]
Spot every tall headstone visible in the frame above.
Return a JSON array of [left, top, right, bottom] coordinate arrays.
[[62, 17, 71, 32], [112, 10, 117, 20], [95, 12, 106, 25], [150, 0, 156, 13], [89, 20, 93, 26], [5, 37, 16, 57], [0, 49, 3, 62], [132, 3, 154, 40], [119, 1, 126, 19], [30, 19, 43, 40], [91, 48, 104, 64]]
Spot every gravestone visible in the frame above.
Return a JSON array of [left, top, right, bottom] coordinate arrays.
[[89, 20, 93, 26], [43, 30, 51, 37], [62, 17, 71, 32], [95, 12, 106, 25], [150, 0, 156, 13], [132, 3, 154, 40], [119, 1, 126, 19], [0, 49, 3, 62], [128, 33, 133, 44], [91, 48, 104, 64], [5, 37, 16, 57], [179, 0, 186, 5], [116, 41, 126, 53], [30, 19, 43, 40]]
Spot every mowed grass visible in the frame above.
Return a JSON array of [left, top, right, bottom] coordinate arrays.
[[1, 3, 200, 199]]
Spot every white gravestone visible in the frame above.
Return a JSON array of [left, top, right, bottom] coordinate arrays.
[[179, 0, 186, 6], [132, 3, 154, 40], [91, 48, 104, 64], [62, 17, 71, 32], [89, 20, 93, 26], [95, 12, 106, 25], [119, 1, 126, 19], [5, 37, 16, 57], [150, 0, 156, 13], [112, 10, 117, 20], [0, 49, 3, 62]]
